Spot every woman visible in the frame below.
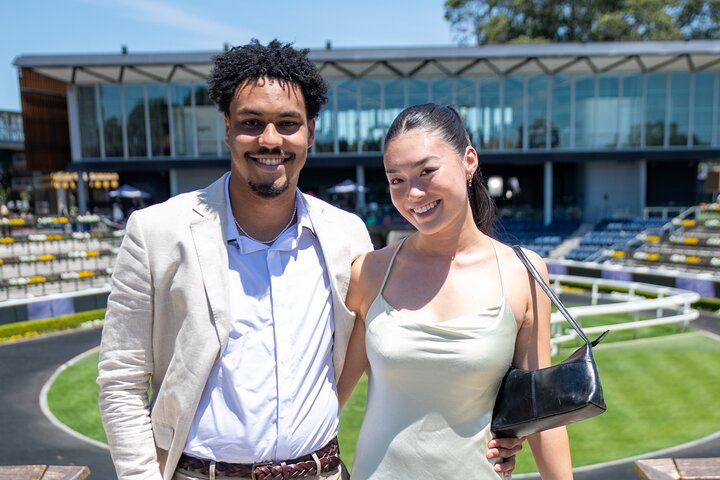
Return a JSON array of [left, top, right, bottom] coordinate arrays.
[[338, 104, 573, 479]]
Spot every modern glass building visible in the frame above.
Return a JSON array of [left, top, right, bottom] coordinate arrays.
[[14, 40, 720, 223], [0, 111, 26, 202]]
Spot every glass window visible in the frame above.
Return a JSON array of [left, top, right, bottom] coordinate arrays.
[[124, 84, 147, 157], [336, 80, 358, 152], [479, 78, 500, 150], [717, 74, 720, 146], [646, 73, 666, 147], [407, 78, 428, 106], [431, 77, 452, 105], [455, 77, 479, 146], [574, 77, 595, 149], [551, 76, 571, 149], [77, 86, 100, 157], [172, 84, 193, 156], [195, 85, 218, 155], [504, 76, 523, 149], [596, 76, 618, 148], [147, 84, 170, 156], [315, 83, 334, 153], [382, 79, 405, 143], [694, 72, 714, 146], [620, 75, 642, 147], [359, 79, 382, 152], [669, 73, 690, 146], [100, 84, 123, 157], [527, 76, 548, 149], [0, 112, 22, 142]]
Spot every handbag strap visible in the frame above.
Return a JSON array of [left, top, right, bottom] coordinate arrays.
[[512, 245, 595, 346]]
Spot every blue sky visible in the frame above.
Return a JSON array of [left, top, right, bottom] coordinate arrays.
[[2, 0, 456, 111]]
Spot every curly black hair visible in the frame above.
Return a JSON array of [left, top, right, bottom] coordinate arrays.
[[208, 39, 328, 119]]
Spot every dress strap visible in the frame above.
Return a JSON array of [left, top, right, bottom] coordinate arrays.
[[378, 237, 407, 297], [489, 239, 505, 297]]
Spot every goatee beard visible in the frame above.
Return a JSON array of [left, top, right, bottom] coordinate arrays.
[[249, 180, 290, 198]]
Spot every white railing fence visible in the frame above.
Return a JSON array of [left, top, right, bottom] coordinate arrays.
[[0, 276, 701, 344], [548, 275, 700, 346]]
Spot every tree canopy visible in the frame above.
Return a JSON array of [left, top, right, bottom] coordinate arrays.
[[444, 0, 720, 45]]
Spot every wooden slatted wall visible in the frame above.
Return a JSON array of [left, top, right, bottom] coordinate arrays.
[[19, 68, 70, 173]]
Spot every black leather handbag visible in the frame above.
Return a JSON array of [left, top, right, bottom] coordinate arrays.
[[491, 246, 608, 438]]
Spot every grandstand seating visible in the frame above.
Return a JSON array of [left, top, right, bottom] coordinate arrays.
[[495, 218, 581, 258], [0, 215, 123, 301], [3, 205, 715, 302], [602, 203, 720, 275], [564, 217, 668, 261], [373, 216, 581, 257]]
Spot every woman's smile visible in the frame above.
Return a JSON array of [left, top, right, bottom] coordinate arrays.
[[412, 200, 440, 215]]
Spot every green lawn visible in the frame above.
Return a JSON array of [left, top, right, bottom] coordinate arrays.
[[48, 331, 720, 474], [515, 332, 720, 472], [47, 350, 107, 444]]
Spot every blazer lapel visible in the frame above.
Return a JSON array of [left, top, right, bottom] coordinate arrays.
[[304, 195, 350, 301], [304, 195, 359, 383], [189, 175, 232, 353]]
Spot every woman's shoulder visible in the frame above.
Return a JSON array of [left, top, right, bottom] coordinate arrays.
[[493, 239, 547, 275], [492, 239, 551, 317], [347, 241, 403, 314], [353, 241, 402, 279]]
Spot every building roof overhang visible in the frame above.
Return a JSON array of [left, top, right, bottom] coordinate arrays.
[[13, 40, 720, 85]]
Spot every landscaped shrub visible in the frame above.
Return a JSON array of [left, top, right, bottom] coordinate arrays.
[[0, 309, 105, 342]]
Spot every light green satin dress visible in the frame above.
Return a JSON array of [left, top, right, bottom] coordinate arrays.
[[352, 240, 517, 479]]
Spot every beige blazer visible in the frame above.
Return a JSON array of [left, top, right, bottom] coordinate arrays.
[[97, 173, 373, 480]]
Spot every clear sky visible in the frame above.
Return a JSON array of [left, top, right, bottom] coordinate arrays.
[[2, 0, 457, 111]]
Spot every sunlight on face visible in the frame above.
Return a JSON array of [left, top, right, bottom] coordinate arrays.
[[384, 130, 474, 234]]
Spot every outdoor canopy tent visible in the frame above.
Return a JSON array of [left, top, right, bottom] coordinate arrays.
[[326, 179, 367, 194], [109, 184, 151, 199]]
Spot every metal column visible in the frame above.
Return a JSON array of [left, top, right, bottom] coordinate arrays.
[[76, 174, 88, 215], [639, 159, 647, 216], [356, 164, 366, 213], [544, 161, 553, 226]]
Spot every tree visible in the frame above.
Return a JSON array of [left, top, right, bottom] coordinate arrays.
[[444, 0, 720, 45], [676, 0, 720, 39]]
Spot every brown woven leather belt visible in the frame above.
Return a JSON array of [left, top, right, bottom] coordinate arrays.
[[177, 438, 341, 479]]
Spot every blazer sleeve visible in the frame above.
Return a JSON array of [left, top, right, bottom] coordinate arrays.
[[350, 214, 374, 260], [97, 211, 163, 480]]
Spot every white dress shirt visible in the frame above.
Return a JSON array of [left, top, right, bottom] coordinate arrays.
[[183, 178, 338, 462]]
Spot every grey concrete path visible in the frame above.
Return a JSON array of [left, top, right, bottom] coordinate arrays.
[[695, 311, 720, 335], [0, 327, 115, 478]]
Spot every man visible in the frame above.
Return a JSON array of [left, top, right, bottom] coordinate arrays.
[[98, 39, 520, 480]]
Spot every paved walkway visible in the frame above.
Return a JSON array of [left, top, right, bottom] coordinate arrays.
[[0, 328, 115, 478], [1, 313, 718, 479]]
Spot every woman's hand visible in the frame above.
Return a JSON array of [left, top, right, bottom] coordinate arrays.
[[487, 436, 525, 476]]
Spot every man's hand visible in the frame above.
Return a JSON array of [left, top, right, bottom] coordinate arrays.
[[487, 436, 525, 477]]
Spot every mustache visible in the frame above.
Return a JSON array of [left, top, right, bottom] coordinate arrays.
[[254, 147, 286, 156]]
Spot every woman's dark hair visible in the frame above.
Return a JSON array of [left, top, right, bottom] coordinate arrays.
[[384, 103, 495, 236], [208, 39, 328, 119]]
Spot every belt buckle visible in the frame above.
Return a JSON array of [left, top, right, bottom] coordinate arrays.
[[250, 461, 273, 480]]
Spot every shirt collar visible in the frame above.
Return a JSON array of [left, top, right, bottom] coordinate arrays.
[[225, 175, 315, 254]]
